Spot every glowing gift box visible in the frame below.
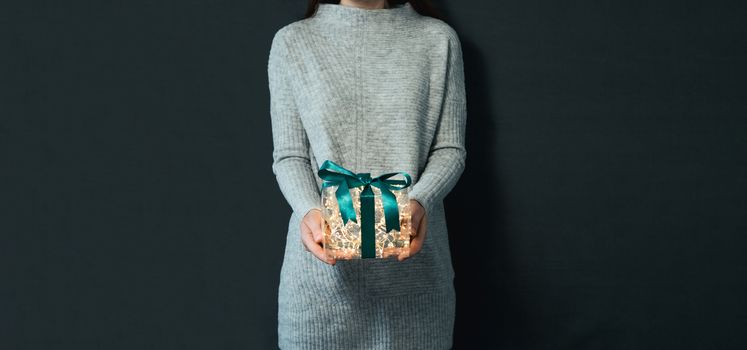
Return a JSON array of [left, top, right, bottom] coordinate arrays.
[[318, 160, 413, 260]]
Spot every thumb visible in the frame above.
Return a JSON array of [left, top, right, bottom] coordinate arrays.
[[303, 209, 325, 244], [311, 215, 324, 244], [411, 212, 420, 237]]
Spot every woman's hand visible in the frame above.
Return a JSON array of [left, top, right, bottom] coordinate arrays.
[[398, 199, 427, 262], [300, 209, 336, 265]]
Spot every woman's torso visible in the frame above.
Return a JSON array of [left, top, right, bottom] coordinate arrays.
[[277, 6, 457, 301]]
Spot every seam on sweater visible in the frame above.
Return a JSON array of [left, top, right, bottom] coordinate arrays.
[[355, 18, 363, 305]]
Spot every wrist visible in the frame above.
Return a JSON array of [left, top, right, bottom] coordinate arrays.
[[301, 206, 322, 218], [410, 197, 428, 216]]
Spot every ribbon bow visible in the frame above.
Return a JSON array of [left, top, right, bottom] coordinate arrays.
[[318, 159, 412, 258]]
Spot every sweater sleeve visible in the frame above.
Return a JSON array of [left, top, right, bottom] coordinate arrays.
[[407, 28, 467, 215], [268, 29, 323, 218]]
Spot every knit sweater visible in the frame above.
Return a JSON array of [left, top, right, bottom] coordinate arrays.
[[267, 2, 467, 349]]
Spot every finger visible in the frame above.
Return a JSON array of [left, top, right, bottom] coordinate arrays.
[[302, 211, 325, 244], [419, 213, 427, 237], [409, 229, 426, 256], [398, 249, 409, 261], [414, 210, 427, 236], [411, 216, 419, 237], [398, 233, 424, 262], [402, 215, 427, 260], [310, 218, 324, 244], [411, 209, 424, 237], [399, 233, 424, 262], [300, 227, 336, 265]]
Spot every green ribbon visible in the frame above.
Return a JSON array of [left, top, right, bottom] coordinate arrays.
[[318, 160, 412, 259]]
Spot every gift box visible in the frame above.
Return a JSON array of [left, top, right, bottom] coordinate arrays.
[[318, 160, 413, 260]]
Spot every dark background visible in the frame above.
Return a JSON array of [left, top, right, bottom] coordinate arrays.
[[2, 0, 746, 349]]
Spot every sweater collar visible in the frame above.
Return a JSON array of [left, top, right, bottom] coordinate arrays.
[[313, 1, 417, 25]]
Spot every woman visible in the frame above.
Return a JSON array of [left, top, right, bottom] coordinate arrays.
[[267, 0, 467, 348]]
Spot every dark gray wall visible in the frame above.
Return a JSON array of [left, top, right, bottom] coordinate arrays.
[[2, 1, 745, 349]]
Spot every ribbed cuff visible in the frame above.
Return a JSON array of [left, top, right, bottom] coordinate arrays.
[[299, 202, 323, 219], [408, 185, 437, 214], [407, 191, 433, 218], [286, 187, 321, 219], [272, 160, 323, 218]]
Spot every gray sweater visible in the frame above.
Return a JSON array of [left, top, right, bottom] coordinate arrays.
[[268, 2, 466, 349]]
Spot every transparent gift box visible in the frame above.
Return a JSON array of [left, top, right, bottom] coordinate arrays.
[[321, 183, 412, 260]]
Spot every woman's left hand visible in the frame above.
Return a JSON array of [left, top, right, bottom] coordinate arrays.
[[398, 199, 427, 261]]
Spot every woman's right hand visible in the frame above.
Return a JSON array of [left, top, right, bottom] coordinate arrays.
[[300, 208, 336, 265]]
